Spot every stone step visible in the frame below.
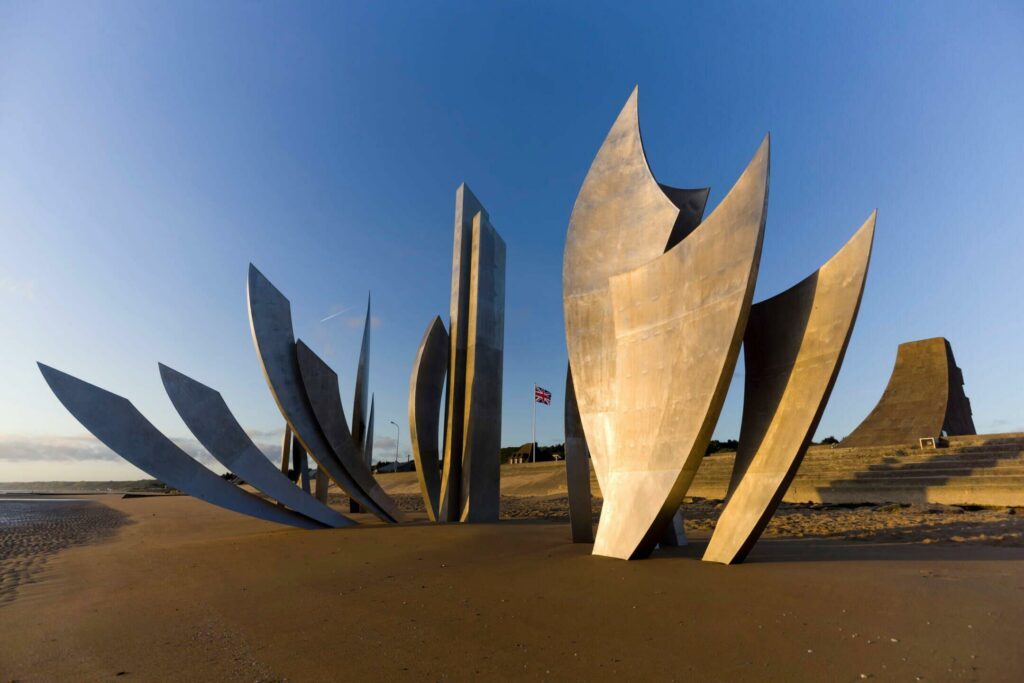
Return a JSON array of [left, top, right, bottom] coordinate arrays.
[[695, 461, 1024, 477], [697, 451, 1024, 471]]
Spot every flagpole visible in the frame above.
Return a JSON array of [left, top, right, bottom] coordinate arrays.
[[532, 384, 537, 463]]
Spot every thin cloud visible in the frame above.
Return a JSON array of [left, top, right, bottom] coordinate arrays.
[[0, 433, 284, 469], [320, 306, 354, 323], [0, 276, 37, 302]]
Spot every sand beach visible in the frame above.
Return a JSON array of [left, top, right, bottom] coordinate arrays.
[[2, 472, 1023, 681]]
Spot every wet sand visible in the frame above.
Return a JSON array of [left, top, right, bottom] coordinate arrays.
[[1, 492, 1023, 681], [0, 497, 128, 605]]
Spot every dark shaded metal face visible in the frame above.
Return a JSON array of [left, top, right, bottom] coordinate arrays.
[[38, 363, 322, 530]]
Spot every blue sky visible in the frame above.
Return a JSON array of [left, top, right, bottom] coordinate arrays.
[[1, 1, 1022, 480]]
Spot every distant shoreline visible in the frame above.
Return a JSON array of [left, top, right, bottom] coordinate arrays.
[[0, 480, 167, 495]]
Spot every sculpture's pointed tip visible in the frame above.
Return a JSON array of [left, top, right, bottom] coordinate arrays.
[[37, 362, 74, 387], [37, 361, 57, 381], [857, 209, 878, 245], [857, 210, 878, 234], [247, 263, 265, 291], [624, 85, 640, 113], [749, 134, 771, 173]]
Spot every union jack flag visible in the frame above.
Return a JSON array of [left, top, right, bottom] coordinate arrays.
[[534, 386, 552, 405]]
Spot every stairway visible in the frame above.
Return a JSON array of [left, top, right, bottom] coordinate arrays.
[[687, 433, 1024, 506]]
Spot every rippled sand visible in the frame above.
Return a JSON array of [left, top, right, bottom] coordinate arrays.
[[0, 498, 128, 604]]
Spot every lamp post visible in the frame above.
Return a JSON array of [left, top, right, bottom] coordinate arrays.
[[389, 420, 400, 473]]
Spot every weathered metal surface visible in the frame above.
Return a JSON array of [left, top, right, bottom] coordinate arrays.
[[703, 213, 876, 564], [247, 264, 389, 521], [564, 88, 768, 559], [409, 316, 448, 521], [295, 340, 405, 523], [841, 337, 976, 447], [38, 364, 320, 529], [563, 87, 698, 491], [458, 210, 506, 522], [564, 364, 594, 542], [438, 183, 487, 522], [159, 363, 353, 528]]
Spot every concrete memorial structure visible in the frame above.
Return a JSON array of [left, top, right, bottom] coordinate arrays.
[[563, 87, 878, 561], [841, 337, 976, 447], [409, 184, 506, 523]]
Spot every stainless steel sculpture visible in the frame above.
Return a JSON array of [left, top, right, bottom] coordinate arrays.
[[409, 316, 448, 521], [38, 363, 322, 529], [295, 341, 405, 523], [247, 264, 393, 522], [158, 363, 354, 529], [349, 294, 372, 512], [564, 87, 768, 559], [564, 365, 594, 543], [703, 213, 876, 564], [410, 184, 506, 523]]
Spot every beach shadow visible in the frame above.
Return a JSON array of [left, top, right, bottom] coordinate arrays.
[[648, 536, 1024, 565]]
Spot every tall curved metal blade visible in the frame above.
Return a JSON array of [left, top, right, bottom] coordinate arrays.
[[409, 316, 447, 521], [579, 134, 770, 560], [564, 86, 697, 494], [457, 210, 505, 522], [439, 183, 487, 522], [37, 364, 321, 530], [704, 212, 876, 564], [351, 292, 371, 456], [158, 363, 354, 529], [564, 364, 594, 543], [247, 264, 391, 522], [294, 340, 405, 523], [363, 395, 374, 468]]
